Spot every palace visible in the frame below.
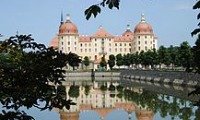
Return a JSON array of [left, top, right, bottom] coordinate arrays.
[[50, 14, 158, 69]]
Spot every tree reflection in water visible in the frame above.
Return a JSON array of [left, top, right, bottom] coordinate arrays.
[[59, 82, 199, 120]]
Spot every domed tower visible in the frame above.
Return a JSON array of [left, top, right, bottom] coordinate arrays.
[[58, 14, 79, 53], [132, 14, 157, 53]]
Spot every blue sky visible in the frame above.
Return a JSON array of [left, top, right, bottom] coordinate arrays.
[[0, 0, 198, 47]]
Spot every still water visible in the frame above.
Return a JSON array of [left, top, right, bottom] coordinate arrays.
[[25, 80, 200, 120]]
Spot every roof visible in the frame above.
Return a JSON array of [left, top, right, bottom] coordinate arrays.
[[92, 26, 114, 38]]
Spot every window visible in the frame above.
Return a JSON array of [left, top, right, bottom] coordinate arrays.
[[145, 41, 147, 44], [109, 48, 111, 52], [61, 42, 63, 45], [75, 47, 76, 51], [153, 44, 155, 48], [89, 43, 91, 47], [120, 48, 122, 52], [138, 41, 140, 45], [68, 47, 70, 51], [109, 43, 111, 46], [138, 36, 140, 39], [153, 40, 155, 43], [124, 43, 126, 46], [145, 46, 147, 50], [115, 48, 117, 52], [68, 41, 70, 45], [89, 49, 91, 52], [95, 43, 97, 46], [129, 43, 131, 46], [109, 39, 111, 41], [80, 43, 82, 47], [85, 49, 87, 52], [129, 48, 131, 52], [95, 55, 97, 60], [145, 36, 147, 39], [81, 49, 82, 52], [115, 43, 117, 46], [85, 43, 87, 47], [138, 47, 140, 50], [120, 43, 122, 46], [95, 48, 97, 52], [124, 48, 126, 52], [74, 42, 76, 45], [95, 39, 97, 41]]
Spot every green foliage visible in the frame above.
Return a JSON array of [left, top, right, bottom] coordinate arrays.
[[83, 56, 90, 69], [178, 41, 193, 72], [100, 85, 107, 92], [68, 85, 80, 98], [67, 52, 82, 71], [192, 34, 200, 73], [84, 85, 90, 96], [116, 85, 124, 92], [123, 53, 131, 68], [108, 54, 115, 70], [85, 0, 120, 20], [108, 84, 115, 91], [0, 35, 75, 119], [85, 5, 101, 20], [100, 55, 107, 69], [192, 0, 200, 36], [110, 94, 115, 98], [116, 53, 123, 68]]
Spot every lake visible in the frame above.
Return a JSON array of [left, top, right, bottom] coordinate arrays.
[[33, 79, 199, 120]]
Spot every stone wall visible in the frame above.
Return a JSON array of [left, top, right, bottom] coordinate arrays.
[[64, 71, 120, 82], [121, 70, 200, 87]]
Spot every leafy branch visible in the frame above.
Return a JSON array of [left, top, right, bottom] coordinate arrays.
[[85, 0, 120, 20]]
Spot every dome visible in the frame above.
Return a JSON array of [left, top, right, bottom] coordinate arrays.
[[49, 36, 59, 49], [59, 14, 78, 35], [122, 24, 133, 37], [134, 14, 153, 34]]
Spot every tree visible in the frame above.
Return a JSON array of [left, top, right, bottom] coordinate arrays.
[[123, 53, 131, 68], [116, 53, 123, 68], [108, 84, 115, 92], [192, 34, 200, 73], [191, 1, 200, 36], [178, 41, 193, 72], [83, 56, 90, 69], [67, 52, 82, 71], [84, 85, 90, 96], [168, 46, 179, 69], [0, 35, 75, 120], [85, 0, 120, 20], [108, 54, 115, 70], [68, 85, 80, 98], [158, 46, 167, 68], [100, 55, 107, 70]]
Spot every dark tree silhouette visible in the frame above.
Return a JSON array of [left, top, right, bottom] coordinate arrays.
[[108, 54, 115, 70], [83, 56, 90, 69], [67, 52, 82, 71], [0, 35, 75, 120], [85, 0, 120, 20]]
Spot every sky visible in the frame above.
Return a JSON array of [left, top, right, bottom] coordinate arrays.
[[0, 0, 198, 47]]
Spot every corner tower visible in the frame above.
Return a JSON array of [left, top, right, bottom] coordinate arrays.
[[132, 14, 157, 53], [58, 14, 79, 53]]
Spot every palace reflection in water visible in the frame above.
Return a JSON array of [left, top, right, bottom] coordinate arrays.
[[58, 81, 200, 120], [59, 81, 153, 120]]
